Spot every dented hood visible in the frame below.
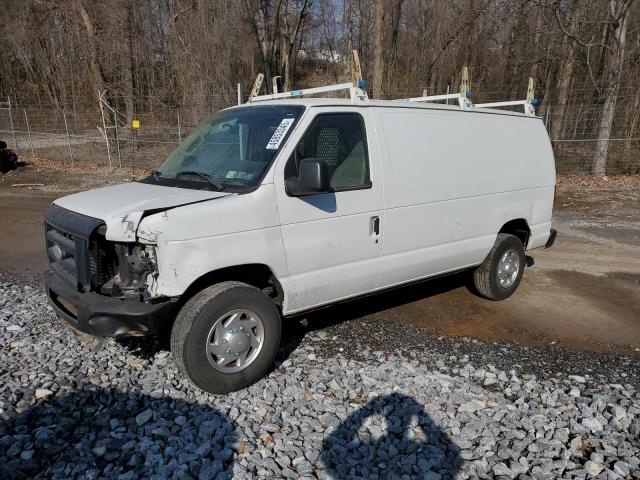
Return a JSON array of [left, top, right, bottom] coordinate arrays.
[[53, 182, 229, 241]]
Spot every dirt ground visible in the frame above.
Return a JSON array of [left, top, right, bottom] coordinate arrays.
[[1, 158, 639, 355]]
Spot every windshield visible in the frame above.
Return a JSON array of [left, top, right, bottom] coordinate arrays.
[[150, 105, 304, 191]]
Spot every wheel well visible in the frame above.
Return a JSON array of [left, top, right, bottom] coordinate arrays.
[[179, 264, 284, 309], [499, 219, 530, 246]]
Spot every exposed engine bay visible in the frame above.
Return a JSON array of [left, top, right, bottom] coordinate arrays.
[[92, 230, 159, 301], [45, 205, 160, 303]]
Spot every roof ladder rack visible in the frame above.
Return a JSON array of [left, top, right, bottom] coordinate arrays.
[[247, 50, 368, 104], [406, 92, 473, 109], [476, 77, 538, 117], [404, 67, 473, 110], [248, 82, 368, 103]]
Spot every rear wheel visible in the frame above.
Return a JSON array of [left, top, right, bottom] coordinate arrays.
[[473, 233, 525, 300], [171, 281, 281, 394]]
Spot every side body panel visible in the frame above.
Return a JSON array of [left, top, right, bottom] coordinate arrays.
[[374, 107, 555, 288]]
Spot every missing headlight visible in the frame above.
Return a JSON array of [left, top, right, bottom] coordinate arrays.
[[97, 243, 158, 300]]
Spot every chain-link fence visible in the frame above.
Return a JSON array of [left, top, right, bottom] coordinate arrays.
[[1, 93, 639, 176], [544, 103, 640, 175], [0, 98, 231, 176]]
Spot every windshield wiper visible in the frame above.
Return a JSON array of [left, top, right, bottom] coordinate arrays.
[[175, 170, 225, 191]]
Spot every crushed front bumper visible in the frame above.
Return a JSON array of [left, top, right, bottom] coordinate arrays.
[[45, 270, 176, 337]]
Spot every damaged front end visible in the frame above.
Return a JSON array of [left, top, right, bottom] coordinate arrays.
[[45, 204, 174, 337], [91, 227, 159, 301]]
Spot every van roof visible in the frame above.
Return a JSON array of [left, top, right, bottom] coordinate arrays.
[[231, 98, 539, 119]]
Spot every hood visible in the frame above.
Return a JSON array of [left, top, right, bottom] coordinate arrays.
[[54, 182, 230, 241]]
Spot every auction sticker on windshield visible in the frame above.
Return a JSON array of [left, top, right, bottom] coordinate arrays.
[[266, 118, 295, 150]]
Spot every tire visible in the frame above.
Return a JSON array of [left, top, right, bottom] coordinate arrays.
[[473, 233, 525, 301], [170, 281, 281, 394]]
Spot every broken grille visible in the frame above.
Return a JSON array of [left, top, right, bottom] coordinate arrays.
[[45, 204, 104, 292]]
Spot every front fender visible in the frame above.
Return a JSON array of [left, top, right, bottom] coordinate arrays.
[[137, 185, 290, 303]]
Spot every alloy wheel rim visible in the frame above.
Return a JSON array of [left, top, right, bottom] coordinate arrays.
[[205, 309, 264, 373]]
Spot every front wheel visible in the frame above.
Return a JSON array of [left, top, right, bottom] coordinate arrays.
[[170, 281, 281, 394], [473, 233, 525, 300]]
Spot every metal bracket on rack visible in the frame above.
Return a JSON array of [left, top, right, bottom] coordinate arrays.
[[404, 66, 473, 110], [248, 73, 265, 102], [476, 77, 538, 116]]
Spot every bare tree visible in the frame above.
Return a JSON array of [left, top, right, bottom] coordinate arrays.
[[72, 0, 107, 96], [550, 0, 580, 141], [592, 0, 633, 176], [555, 0, 635, 176], [0, 0, 637, 177], [371, 0, 386, 99], [246, 0, 311, 91], [279, 0, 313, 91]]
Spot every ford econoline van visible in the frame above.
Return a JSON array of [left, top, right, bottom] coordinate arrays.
[[45, 95, 556, 393]]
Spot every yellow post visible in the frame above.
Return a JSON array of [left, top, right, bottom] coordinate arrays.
[[131, 119, 140, 179]]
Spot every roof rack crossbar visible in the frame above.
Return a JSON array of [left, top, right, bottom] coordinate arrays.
[[401, 69, 538, 117], [476, 100, 528, 108], [475, 99, 535, 116], [407, 93, 461, 102], [406, 93, 473, 110], [248, 81, 368, 103], [476, 78, 537, 116]]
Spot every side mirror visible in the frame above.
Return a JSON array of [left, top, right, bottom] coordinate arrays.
[[286, 158, 330, 196]]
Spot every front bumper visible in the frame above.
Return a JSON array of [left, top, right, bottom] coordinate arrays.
[[46, 270, 176, 337]]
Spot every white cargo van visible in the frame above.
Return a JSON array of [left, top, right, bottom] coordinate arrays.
[[45, 89, 556, 393]]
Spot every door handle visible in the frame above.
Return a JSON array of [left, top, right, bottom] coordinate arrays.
[[371, 216, 380, 236]]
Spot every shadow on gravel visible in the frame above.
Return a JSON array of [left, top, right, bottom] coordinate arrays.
[[321, 393, 461, 479], [0, 388, 236, 479]]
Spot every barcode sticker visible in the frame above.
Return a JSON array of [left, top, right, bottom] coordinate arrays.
[[266, 118, 295, 150]]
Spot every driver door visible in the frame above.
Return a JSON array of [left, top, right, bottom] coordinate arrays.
[[273, 109, 384, 313]]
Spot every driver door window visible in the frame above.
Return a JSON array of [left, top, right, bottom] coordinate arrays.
[[285, 113, 371, 191]]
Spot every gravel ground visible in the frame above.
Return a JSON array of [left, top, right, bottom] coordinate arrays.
[[1, 274, 639, 480]]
